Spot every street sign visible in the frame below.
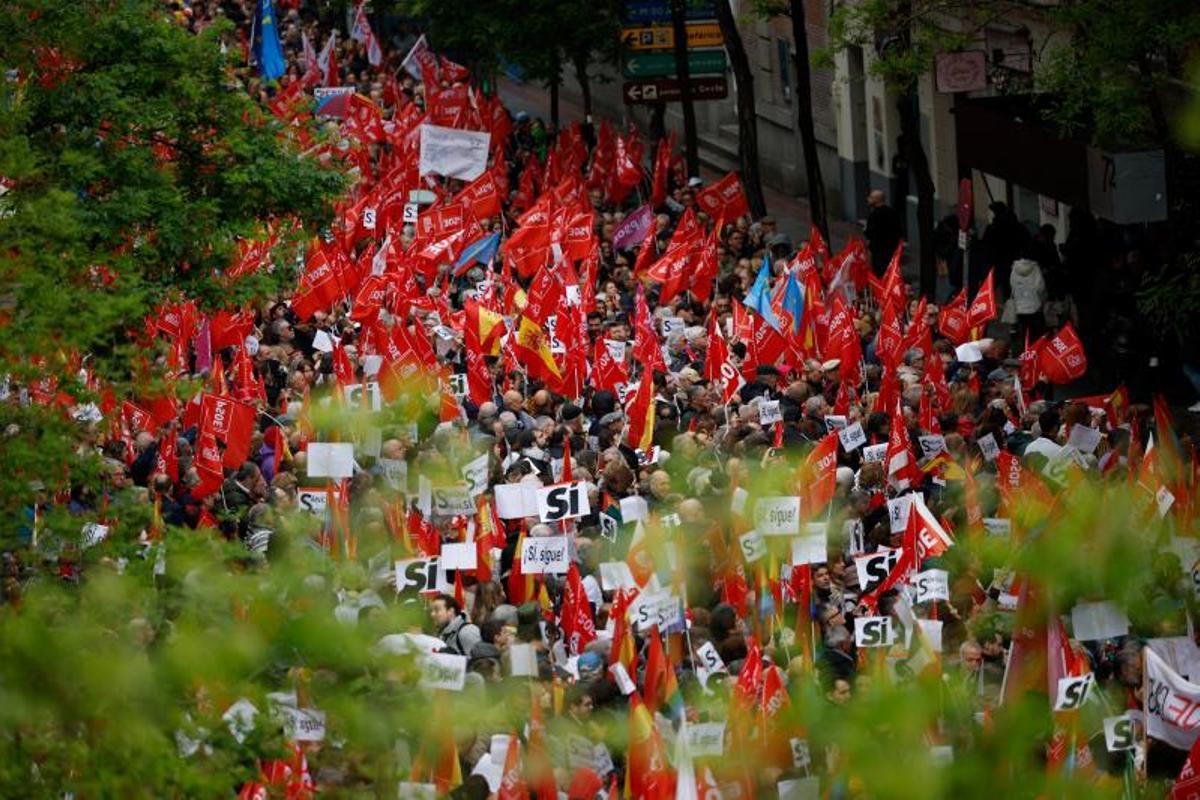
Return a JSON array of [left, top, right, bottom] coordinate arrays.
[[624, 0, 717, 24], [622, 76, 729, 104], [622, 23, 723, 51], [622, 49, 727, 79]]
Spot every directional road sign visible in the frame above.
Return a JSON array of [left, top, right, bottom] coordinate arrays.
[[622, 23, 723, 51], [624, 0, 717, 24], [622, 76, 729, 104], [621, 49, 727, 79]]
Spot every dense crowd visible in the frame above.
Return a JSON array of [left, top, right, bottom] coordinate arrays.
[[6, 1, 1200, 798]]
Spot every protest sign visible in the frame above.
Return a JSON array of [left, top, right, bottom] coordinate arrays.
[[632, 592, 682, 632], [686, 722, 726, 757], [307, 442, 355, 478], [1070, 601, 1129, 641], [792, 532, 827, 565], [395, 557, 448, 597], [519, 536, 570, 574], [839, 421, 866, 452], [855, 548, 902, 595], [738, 529, 767, 563], [610, 663, 637, 695], [494, 483, 539, 518], [854, 616, 896, 648], [918, 435, 947, 459], [418, 124, 490, 180], [343, 381, 382, 410], [419, 652, 468, 691], [863, 443, 887, 463], [912, 569, 949, 604], [887, 493, 915, 532], [508, 643, 538, 677], [279, 706, 326, 742], [440, 542, 477, 571], [461, 453, 488, 497], [754, 496, 801, 536], [296, 488, 332, 515], [824, 414, 847, 431], [1103, 715, 1136, 752], [599, 561, 637, 591], [977, 433, 1000, 462], [759, 400, 783, 425], [789, 738, 811, 770], [536, 481, 590, 522], [620, 494, 649, 523], [1053, 673, 1095, 711], [695, 641, 726, 677], [1067, 424, 1101, 454], [431, 485, 475, 517]]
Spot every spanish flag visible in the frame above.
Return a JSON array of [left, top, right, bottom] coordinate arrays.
[[624, 374, 655, 452], [512, 315, 562, 386]]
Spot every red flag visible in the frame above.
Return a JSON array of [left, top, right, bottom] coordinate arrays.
[[885, 401, 918, 489], [1037, 322, 1087, 385], [200, 393, 256, 470], [626, 693, 675, 800], [695, 172, 749, 221], [560, 562, 596, 656], [967, 268, 997, 331], [650, 135, 672, 208], [938, 288, 970, 345], [801, 432, 839, 517], [643, 625, 669, 715], [1172, 733, 1200, 799], [497, 732, 528, 800]]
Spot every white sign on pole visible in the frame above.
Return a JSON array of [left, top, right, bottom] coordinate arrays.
[[1103, 715, 1136, 752], [838, 422, 867, 452], [738, 529, 767, 563], [419, 652, 468, 691], [307, 442, 355, 478], [685, 722, 726, 757], [418, 124, 491, 180], [754, 496, 802, 536], [431, 485, 476, 517], [599, 561, 637, 591], [791, 532, 828, 565], [494, 483, 540, 518], [1053, 674, 1095, 711], [440, 542, 477, 571], [862, 443, 887, 463], [297, 488, 331, 516], [854, 616, 896, 648], [519, 536, 571, 573], [758, 400, 783, 425], [911, 569, 949, 604], [461, 453, 489, 497], [536, 482, 590, 522]]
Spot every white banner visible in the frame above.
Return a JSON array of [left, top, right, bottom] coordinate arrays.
[[418, 124, 491, 180], [1145, 647, 1200, 750]]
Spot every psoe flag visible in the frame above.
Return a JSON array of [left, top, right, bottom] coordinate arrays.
[[1145, 646, 1200, 751], [419, 124, 492, 181], [252, 0, 286, 81]]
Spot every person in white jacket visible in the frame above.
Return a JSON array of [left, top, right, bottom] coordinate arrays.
[[1008, 256, 1046, 341]]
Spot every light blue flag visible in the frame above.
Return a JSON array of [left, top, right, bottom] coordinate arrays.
[[744, 254, 781, 331], [453, 232, 501, 276], [782, 272, 805, 335]]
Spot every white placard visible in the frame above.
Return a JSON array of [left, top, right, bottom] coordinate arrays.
[[418, 124, 491, 180], [1103, 715, 1136, 752], [81, 522, 109, 549], [754, 496, 802, 536], [728, 486, 749, 516], [536, 481, 590, 522], [686, 722, 726, 758], [1053, 673, 1095, 711], [887, 493, 915, 533], [759, 400, 783, 426], [839, 421, 867, 452], [854, 616, 896, 648], [695, 641, 726, 676], [977, 433, 1000, 462], [604, 339, 627, 362], [918, 435, 947, 459], [420, 652, 468, 691], [1070, 601, 1130, 641], [296, 488, 331, 515], [661, 316, 686, 339], [440, 542, 477, 571], [279, 706, 326, 742], [494, 483, 539, 518], [398, 784, 437, 800], [777, 777, 821, 800], [862, 443, 887, 463], [508, 642, 538, 677], [312, 329, 336, 353], [429, 485, 474, 518], [916, 618, 943, 653], [844, 518, 866, 556], [520, 536, 570, 574], [599, 561, 637, 592], [738, 529, 767, 563], [222, 698, 258, 744], [1158, 486, 1177, 518], [377, 458, 408, 494], [824, 414, 848, 431], [1066, 424, 1102, 455], [911, 569, 949, 604], [982, 517, 1011, 537], [789, 738, 811, 770], [620, 495, 649, 523], [633, 592, 682, 632], [395, 557, 446, 597], [305, 443, 353, 478], [855, 548, 901, 595], [609, 662, 637, 695], [792, 532, 828, 565], [461, 453, 489, 497]]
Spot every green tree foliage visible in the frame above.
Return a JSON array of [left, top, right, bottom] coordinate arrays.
[[0, 0, 341, 518]]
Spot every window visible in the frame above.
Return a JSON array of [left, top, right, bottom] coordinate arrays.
[[777, 38, 792, 101]]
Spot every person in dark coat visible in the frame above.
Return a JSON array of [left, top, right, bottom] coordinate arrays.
[[864, 190, 902, 276]]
